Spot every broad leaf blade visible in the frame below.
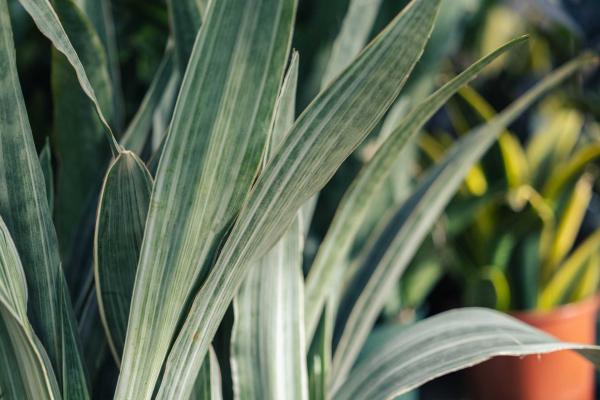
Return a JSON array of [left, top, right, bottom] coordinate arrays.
[[230, 55, 308, 400], [304, 36, 528, 340], [0, 3, 89, 397], [330, 55, 598, 386], [0, 216, 61, 400], [115, 1, 297, 398], [334, 308, 600, 400], [158, 1, 441, 398], [94, 152, 152, 364]]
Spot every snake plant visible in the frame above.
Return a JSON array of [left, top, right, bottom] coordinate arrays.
[[0, 0, 599, 399]]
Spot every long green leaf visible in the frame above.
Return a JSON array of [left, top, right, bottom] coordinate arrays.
[[333, 308, 600, 400], [330, 55, 598, 387], [94, 151, 152, 364], [17, 0, 119, 152], [0, 216, 61, 400], [304, 36, 528, 340], [158, 1, 441, 398], [0, 3, 90, 397], [230, 54, 307, 400], [115, 1, 297, 398]]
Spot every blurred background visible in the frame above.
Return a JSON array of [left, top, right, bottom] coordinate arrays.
[[8, 0, 600, 398]]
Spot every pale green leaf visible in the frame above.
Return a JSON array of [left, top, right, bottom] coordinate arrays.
[[304, 36, 528, 340], [115, 1, 297, 398], [333, 308, 600, 400], [230, 54, 307, 400], [94, 151, 152, 364], [0, 216, 61, 400], [330, 55, 598, 386], [0, 3, 90, 397], [158, 1, 441, 398]]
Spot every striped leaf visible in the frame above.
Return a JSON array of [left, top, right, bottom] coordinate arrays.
[[304, 36, 528, 340], [94, 152, 153, 363], [115, 1, 297, 398], [157, 1, 441, 398], [330, 55, 597, 386], [0, 3, 90, 397], [0, 216, 61, 400], [230, 54, 308, 400], [333, 308, 600, 400]]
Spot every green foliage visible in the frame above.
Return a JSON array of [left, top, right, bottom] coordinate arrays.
[[1, 0, 599, 399]]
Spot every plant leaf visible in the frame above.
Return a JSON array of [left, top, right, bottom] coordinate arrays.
[[0, 3, 90, 397], [157, 1, 441, 398], [330, 54, 598, 386], [94, 151, 153, 364], [0, 215, 61, 400], [230, 54, 307, 400], [333, 308, 600, 400], [114, 1, 297, 398], [304, 36, 528, 340]]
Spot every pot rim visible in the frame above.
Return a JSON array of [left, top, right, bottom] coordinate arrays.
[[510, 293, 600, 324]]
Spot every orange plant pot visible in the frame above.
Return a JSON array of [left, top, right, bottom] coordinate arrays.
[[468, 295, 600, 400]]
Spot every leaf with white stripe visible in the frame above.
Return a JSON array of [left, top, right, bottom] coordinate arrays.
[[0, 3, 89, 397], [191, 347, 223, 400], [158, 1, 441, 398], [304, 36, 528, 341], [334, 308, 600, 400], [0, 215, 61, 400], [115, 1, 297, 398], [94, 151, 153, 364], [230, 54, 307, 400], [330, 55, 598, 387]]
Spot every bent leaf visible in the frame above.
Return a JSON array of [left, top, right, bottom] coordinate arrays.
[[0, 216, 61, 400], [158, 1, 441, 398], [333, 308, 600, 400]]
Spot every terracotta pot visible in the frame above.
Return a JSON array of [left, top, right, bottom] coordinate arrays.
[[468, 295, 600, 400]]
